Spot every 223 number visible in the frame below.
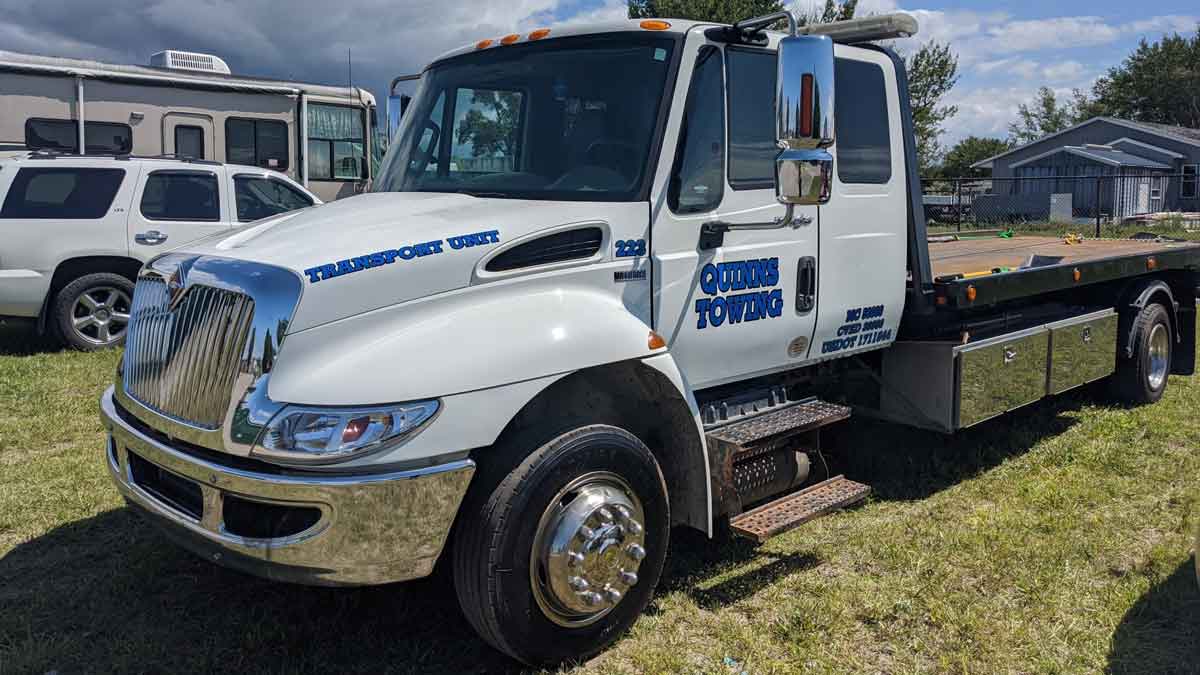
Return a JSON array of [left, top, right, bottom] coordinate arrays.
[[615, 239, 647, 257]]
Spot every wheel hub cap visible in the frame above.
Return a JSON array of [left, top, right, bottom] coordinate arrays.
[[1148, 322, 1169, 390], [71, 286, 131, 345], [531, 471, 647, 627]]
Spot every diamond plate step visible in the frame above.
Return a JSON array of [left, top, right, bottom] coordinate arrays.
[[706, 398, 851, 456], [729, 475, 870, 543]]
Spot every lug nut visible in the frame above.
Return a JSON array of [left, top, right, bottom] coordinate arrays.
[[597, 507, 615, 523], [567, 551, 585, 567], [619, 570, 639, 586], [604, 587, 623, 604], [625, 519, 644, 536], [584, 592, 604, 607], [568, 576, 589, 591], [579, 526, 595, 540], [626, 544, 646, 561]]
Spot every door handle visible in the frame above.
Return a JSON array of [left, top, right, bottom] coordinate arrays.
[[135, 230, 168, 245], [796, 256, 816, 313]]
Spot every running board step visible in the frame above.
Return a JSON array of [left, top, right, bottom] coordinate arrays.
[[729, 475, 870, 543], [706, 398, 851, 455]]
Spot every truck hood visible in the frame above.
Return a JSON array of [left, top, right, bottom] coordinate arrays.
[[181, 192, 641, 331]]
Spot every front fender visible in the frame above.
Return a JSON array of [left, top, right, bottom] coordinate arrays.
[[269, 283, 660, 405]]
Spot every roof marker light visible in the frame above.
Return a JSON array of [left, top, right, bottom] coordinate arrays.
[[528, 28, 551, 40], [475, 39, 493, 49], [639, 20, 671, 31], [500, 33, 521, 45]]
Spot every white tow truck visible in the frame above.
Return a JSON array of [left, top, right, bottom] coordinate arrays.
[[100, 12, 1200, 665]]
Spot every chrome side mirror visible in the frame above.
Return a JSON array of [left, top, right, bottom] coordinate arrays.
[[776, 34, 835, 206]]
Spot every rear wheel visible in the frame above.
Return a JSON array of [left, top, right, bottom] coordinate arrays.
[[452, 424, 669, 666], [52, 273, 134, 350], [1112, 303, 1172, 404]]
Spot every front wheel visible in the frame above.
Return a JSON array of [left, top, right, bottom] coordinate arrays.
[[52, 272, 134, 350], [452, 424, 669, 666]]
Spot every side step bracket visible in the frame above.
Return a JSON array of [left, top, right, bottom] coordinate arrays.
[[729, 475, 870, 543]]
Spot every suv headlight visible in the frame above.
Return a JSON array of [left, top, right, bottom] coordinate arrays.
[[252, 401, 439, 465]]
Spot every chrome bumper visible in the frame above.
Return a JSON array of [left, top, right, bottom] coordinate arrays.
[[100, 386, 474, 586]]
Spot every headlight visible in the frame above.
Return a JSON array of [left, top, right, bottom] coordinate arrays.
[[252, 401, 439, 465]]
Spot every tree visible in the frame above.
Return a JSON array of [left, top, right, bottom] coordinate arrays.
[[939, 135, 1013, 177], [627, 0, 856, 26], [906, 41, 959, 172], [456, 90, 522, 160], [1008, 87, 1075, 145], [1081, 29, 1200, 128]]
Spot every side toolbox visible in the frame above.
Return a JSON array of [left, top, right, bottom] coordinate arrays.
[[956, 325, 1049, 428], [1046, 309, 1117, 394]]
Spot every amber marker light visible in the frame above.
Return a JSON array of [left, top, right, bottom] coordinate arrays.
[[475, 39, 493, 49], [1073, 268, 1081, 282], [1146, 257, 1158, 270], [966, 285, 977, 303], [640, 19, 671, 30], [648, 331, 667, 350], [528, 28, 551, 40], [500, 33, 521, 45]]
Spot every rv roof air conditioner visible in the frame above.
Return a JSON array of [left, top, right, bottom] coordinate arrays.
[[150, 50, 232, 76]]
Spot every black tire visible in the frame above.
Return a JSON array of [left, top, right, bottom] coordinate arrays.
[[452, 424, 669, 667], [1111, 302, 1172, 405], [51, 272, 134, 351]]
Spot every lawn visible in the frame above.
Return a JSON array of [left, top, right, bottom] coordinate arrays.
[[1, 321, 1197, 674]]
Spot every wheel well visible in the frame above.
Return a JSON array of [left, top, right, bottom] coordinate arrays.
[[48, 256, 143, 297], [483, 360, 709, 534]]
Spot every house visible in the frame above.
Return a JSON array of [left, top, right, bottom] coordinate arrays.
[[971, 117, 1200, 220]]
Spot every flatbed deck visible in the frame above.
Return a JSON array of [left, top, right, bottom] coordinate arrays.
[[924, 234, 1200, 309]]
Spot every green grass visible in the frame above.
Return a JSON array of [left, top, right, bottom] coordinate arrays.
[[1, 321, 1198, 674]]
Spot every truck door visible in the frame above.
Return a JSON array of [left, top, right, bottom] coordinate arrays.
[[162, 113, 214, 160], [127, 166, 231, 260], [807, 49, 907, 360], [651, 37, 820, 389]]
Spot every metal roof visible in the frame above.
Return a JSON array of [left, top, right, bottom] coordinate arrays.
[[0, 49, 375, 104], [1060, 146, 1172, 169], [971, 116, 1200, 170]]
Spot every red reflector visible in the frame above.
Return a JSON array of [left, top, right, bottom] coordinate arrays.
[[800, 73, 814, 138]]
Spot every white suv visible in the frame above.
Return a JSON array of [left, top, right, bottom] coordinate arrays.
[[0, 152, 321, 349]]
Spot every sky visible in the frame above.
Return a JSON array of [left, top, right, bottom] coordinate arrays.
[[2, 0, 1197, 149]]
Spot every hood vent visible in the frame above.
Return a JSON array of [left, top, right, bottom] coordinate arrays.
[[485, 227, 604, 272]]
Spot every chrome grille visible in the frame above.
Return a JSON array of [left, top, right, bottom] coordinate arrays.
[[123, 277, 255, 429]]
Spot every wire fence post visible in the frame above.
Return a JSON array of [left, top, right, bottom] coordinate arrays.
[[955, 179, 962, 232], [1095, 175, 1103, 238]]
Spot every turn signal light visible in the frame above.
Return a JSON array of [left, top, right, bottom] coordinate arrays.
[[500, 33, 521, 45], [1146, 257, 1158, 270], [1073, 268, 1081, 282], [648, 331, 667, 350], [475, 39, 493, 49], [966, 285, 977, 303], [528, 28, 551, 40], [639, 19, 671, 30]]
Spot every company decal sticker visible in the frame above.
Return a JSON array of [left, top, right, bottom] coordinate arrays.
[[694, 258, 783, 329], [302, 229, 500, 283], [615, 239, 647, 258], [614, 269, 647, 283], [821, 304, 892, 354]]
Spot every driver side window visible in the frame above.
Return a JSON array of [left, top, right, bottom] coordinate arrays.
[[669, 46, 725, 214]]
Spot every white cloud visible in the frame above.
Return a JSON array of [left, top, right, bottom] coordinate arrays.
[[1042, 60, 1087, 82]]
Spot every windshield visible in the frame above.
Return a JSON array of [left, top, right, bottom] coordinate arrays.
[[374, 33, 677, 201]]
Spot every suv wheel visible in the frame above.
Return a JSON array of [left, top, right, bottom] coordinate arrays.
[[52, 273, 134, 350]]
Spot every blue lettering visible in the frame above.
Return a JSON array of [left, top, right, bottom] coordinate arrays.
[[727, 295, 746, 324], [303, 267, 322, 283], [765, 258, 780, 286], [694, 298, 710, 329], [767, 289, 783, 317], [335, 260, 354, 276], [398, 246, 417, 260], [700, 264, 719, 296], [709, 296, 727, 327]]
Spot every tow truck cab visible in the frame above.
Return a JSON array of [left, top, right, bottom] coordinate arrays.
[[99, 13, 1199, 666]]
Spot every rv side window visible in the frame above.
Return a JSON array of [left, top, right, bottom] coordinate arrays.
[[140, 171, 220, 222], [225, 119, 289, 171], [833, 58, 892, 184], [307, 104, 365, 181], [234, 175, 313, 221], [725, 48, 776, 190], [25, 118, 133, 155], [0, 168, 126, 219], [175, 126, 205, 159]]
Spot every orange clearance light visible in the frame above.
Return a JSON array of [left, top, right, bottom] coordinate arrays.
[[1146, 256, 1157, 270], [640, 19, 671, 30], [500, 33, 521, 45], [935, 295, 948, 306], [1073, 267, 1081, 282], [966, 285, 977, 303], [528, 28, 551, 40], [475, 39, 493, 49], [648, 331, 667, 350]]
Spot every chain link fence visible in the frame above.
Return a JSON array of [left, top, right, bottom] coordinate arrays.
[[921, 174, 1200, 240]]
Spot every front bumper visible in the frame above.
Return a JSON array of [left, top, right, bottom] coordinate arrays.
[[100, 386, 474, 586]]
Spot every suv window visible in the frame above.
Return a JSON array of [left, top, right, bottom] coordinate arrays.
[[669, 47, 725, 213], [25, 118, 133, 155], [226, 118, 289, 170], [726, 48, 776, 189], [834, 58, 892, 184], [0, 167, 126, 219], [234, 175, 313, 221], [140, 171, 220, 221]]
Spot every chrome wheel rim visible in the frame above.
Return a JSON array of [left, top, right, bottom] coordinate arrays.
[[1147, 322, 1169, 391], [71, 286, 131, 345], [530, 471, 647, 628]]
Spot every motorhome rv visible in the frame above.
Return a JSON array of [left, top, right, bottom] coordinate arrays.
[[0, 49, 380, 202]]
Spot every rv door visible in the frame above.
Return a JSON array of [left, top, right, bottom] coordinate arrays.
[[162, 113, 215, 160]]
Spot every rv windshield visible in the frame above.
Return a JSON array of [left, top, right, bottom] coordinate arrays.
[[374, 33, 676, 202]]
